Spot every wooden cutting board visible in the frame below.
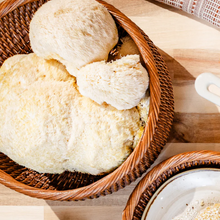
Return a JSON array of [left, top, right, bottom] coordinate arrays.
[[0, 0, 220, 219]]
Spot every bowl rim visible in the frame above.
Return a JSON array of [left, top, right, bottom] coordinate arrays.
[[142, 167, 220, 220], [123, 150, 220, 220]]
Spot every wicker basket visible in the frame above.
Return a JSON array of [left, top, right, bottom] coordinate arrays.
[[123, 150, 220, 220], [0, 0, 174, 201]]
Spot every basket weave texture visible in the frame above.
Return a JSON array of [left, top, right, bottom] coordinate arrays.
[[123, 151, 220, 220], [0, 0, 174, 201]]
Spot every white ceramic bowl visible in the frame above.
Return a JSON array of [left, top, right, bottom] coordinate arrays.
[[142, 168, 220, 220]]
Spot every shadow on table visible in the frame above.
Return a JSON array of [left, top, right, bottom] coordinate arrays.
[[158, 48, 195, 81], [157, 49, 219, 144]]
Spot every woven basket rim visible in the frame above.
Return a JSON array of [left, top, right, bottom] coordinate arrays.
[[122, 150, 220, 220], [0, 0, 174, 201]]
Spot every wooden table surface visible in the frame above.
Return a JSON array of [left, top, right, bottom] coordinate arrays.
[[1, 0, 220, 219]]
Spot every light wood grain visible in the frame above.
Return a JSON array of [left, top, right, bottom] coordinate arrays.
[[44, 206, 123, 220], [0, 206, 44, 220], [0, 0, 220, 219]]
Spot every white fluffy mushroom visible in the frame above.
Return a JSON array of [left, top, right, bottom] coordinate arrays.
[[77, 55, 149, 110], [29, 0, 118, 76], [0, 54, 141, 175]]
